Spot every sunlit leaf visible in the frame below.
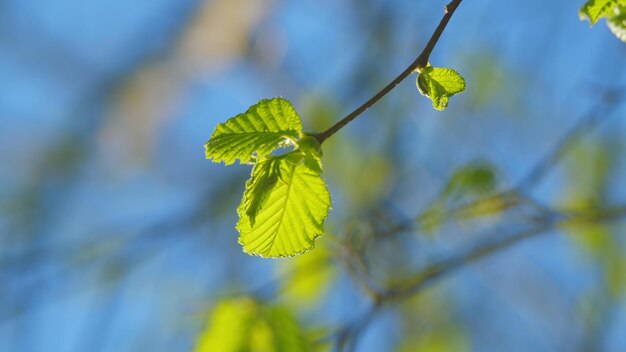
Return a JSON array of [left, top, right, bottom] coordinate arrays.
[[579, 0, 626, 25], [242, 157, 283, 226], [237, 153, 332, 258], [417, 66, 466, 111], [205, 98, 302, 165], [205, 97, 334, 258], [194, 298, 313, 352], [607, 8, 626, 42]]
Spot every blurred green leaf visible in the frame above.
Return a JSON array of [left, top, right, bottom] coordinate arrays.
[[299, 95, 341, 132], [194, 298, 313, 352], [418, 162, 498, 235], [195, 299, 254, 352], [455, 195, 509, 220], [205, 98, 302, 165], [564, 222, 611, 256], [399, 329, 468, 352], [417, 66, 466, 111], [605, 255, 626, 296], [444, 162, 497, 198], [280, 244, 336, 306], [324, 138, 392, 209], [418, 202, 446, 236], [561, 141, 610, 210], [397, 288, 469, 352], [465, 56, 505, 109], [237, 152, 331, 258], [561, 140, 626, 297]]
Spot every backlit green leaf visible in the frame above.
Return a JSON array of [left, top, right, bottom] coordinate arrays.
[[417, 67, 466, 111], [607, 8, 626, 42], [206, 97, 333, 258], [242, 157, 283, 226], [237, 152, 331, 258], [579, 0, 626, 25], [205, 98, 302, 165]]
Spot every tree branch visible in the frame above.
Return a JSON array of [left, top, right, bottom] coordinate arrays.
[[380, 204, 626, 301], [376, 88, 626, 240], [313, 0, 464, 144]]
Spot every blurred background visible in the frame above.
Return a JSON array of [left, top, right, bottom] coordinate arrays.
[[1, 0, 626, 351]]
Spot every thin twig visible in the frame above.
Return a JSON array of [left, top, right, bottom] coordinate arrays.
[[340, 89, 626, 305], [378, 190, 520, 239], [381, 204, 626, 300], [377, 88, 626, 240], [333, 303, 382, 352], [313, 0, 464, 144]]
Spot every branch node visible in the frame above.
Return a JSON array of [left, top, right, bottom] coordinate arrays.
[[315, 0, 464, 143]]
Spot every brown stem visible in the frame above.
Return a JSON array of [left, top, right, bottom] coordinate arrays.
[[313, 0, 464, 144]]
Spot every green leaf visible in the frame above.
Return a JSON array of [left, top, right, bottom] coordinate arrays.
[[237, 152, 331, 258], [194, 298, 313, 352], [194, 299, 254, 352], [205, 98, 302, 165], [280, 244, 336, 306], [579, 0, 626, 25], [400, 329, 469, 352], [445, 162, 497, 198], [417, 67, 466, 111], [205, 97, 332, 258], [607, 8, 626, 42], [242, 157, 283, 226]]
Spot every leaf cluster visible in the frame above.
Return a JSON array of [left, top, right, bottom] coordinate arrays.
[[205, 98, 331, 258]]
